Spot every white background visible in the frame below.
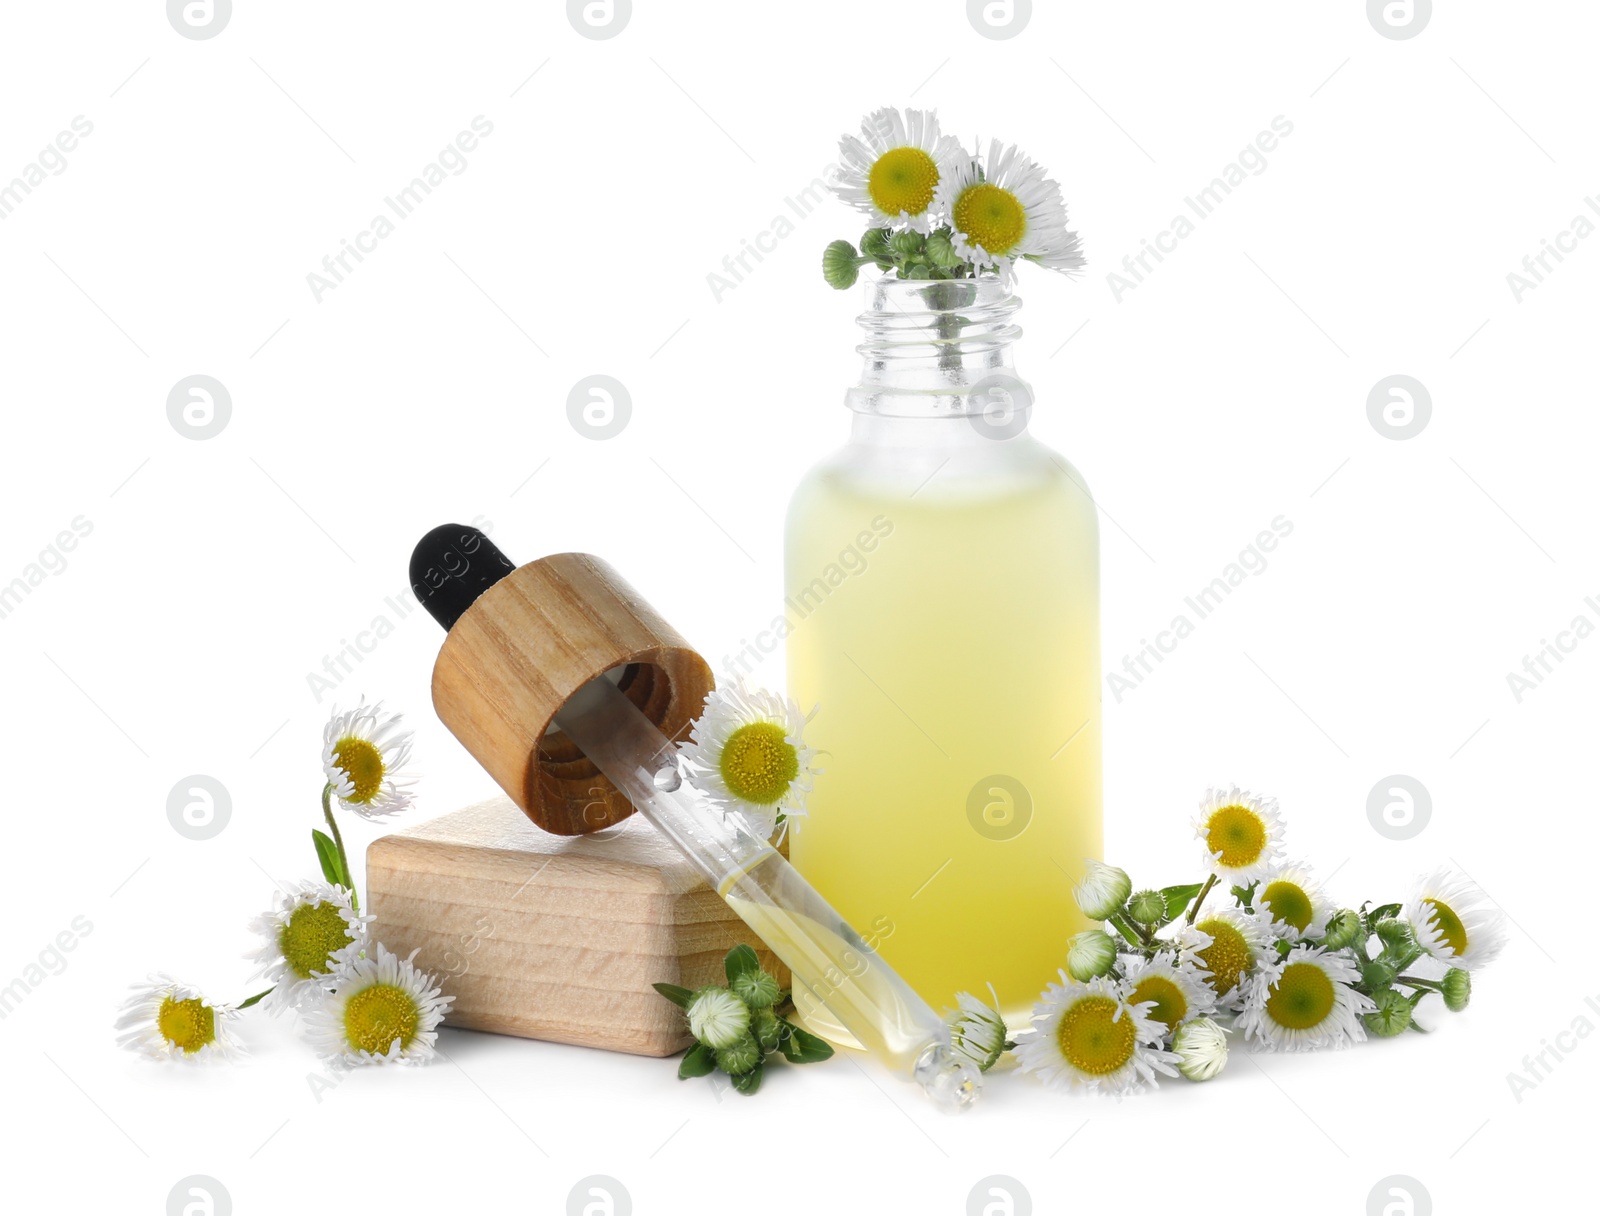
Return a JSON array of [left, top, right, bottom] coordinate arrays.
[[2, 2, 1593, 1212]]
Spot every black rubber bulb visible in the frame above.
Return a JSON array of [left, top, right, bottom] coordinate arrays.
[[409, 523, 517, 631]]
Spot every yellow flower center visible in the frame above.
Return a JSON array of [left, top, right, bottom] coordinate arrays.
[[279, 901, 354, 980], [157, 995, 215, 1054], [332, 736, 385, 804], [1261, 880, 1314, 932], [1055, 995, 1136, 1076], [718, 722, 798, 806], [1195, 918, 1253, 997], [1424, 898, 1468, 956], [1265, 961, 1336, 1030], [953, 183, 1027, 255], [1204, 804, 1268, 869], [1127, 974, 1188, 1029], [867, 146, 940, 217], [343, 983, 420, 1056]]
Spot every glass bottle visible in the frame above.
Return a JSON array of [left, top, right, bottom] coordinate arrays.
[[784, 275, 1102, 1037]]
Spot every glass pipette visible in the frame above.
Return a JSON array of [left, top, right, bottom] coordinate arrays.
[[553, 673, 981, 1111]]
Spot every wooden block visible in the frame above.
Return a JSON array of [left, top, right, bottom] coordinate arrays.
[[367, 794, 787, 1057]]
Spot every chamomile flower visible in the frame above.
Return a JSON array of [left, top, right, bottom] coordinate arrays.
[[1016, 974, 1177, 1096], [1365, 988, 1414, 1038], [1066, 930, 1119, 982], [1172, 907, 1267, 1010], [1073, 859, 1132, 921], [246, 880, 372, 1014], [303, 943, 452, 1066], [1238, 944, 1374, 1052], [934, 140, 1084, 276], [322, 699, 416, 820], [1193, 785, 1284, 883], [1321, 908, 1365, 951], [1121, 953, 1215, 1031], [1253, 862, 1335, 942], [686, 987, 751, 1051], [1402, 866, 1508, 972], [831, 107, 965, 233], [1172, 1017, 1230, 1081], [116, 975, 241, 1062], [678, 681, 818, 841], [948, 985, 1012, 1073], [1441, 967, 1472, 1012]]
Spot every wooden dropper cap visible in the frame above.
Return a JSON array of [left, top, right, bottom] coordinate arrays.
[[411, 524, 715, 836]]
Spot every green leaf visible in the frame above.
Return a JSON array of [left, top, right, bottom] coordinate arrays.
[[730, 1059, 765, 1095], [1366, 902, 1402, 928], [652, 983, 694, 1009], [677, 1042, 716, 1080], [724, 944, 760, 985], [237, 987, 273, 1010], [1160, 882, 1205, 921], [778, 1020, 834, 1064], [1230, 881, 1259, 908], [312, 829, 347, 888]]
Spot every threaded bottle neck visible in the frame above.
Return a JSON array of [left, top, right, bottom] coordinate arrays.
[[848, 276, 1026, 419]]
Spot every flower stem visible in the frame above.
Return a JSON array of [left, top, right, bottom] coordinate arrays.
[[1107, 912, 1144, 948], [1395, 975, 1443, 992], [1185, 874, 1218, 925], [237, 986, 274, 1010], [1389, 944, 1423, 972], [322, 783, 359, 914]]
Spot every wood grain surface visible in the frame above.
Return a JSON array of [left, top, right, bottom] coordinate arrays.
[[367, 795, 787, 1057], [429, 552, 715, 835]]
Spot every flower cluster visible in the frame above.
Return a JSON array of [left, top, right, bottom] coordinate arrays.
[[117, 700, 453, 1066], [947, 784, 1505, 1096], [654, 945, 833, 1096], [820, 106, 1085, 288]]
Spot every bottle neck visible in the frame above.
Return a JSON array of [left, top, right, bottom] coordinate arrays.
[[847, 276, 1033, 442]]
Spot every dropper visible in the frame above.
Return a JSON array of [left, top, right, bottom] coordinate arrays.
[[411, 525, 980, 1110]]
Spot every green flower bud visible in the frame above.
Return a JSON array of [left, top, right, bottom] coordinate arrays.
[[1361, 958, 1396, 991], [731, 968, 782, 1009], [1442, 967, 1471, 1012], [948, 989, 1009, 1072], [714, 1032, 763, 1075], [1364, 988, 1413, 1038], [1128, 889, 1167, 926], [1375, 918, 1415, 952], [1321, 909, 1364, 951], [1172, 1017, 1229, 1082], [821, 240, 861, 290], [860, 227, 894, 263], [925, 228, 963, 269], [751, 1006, 782, 1052], [686, 986, 750, 1050], [1066, 930, 1118, 982], [1073, 860, 1132, 921], [890, 230, 923, 257]]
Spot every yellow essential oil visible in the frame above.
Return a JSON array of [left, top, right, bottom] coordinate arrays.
[[785, 451, 1102, 1036], [719, 855, 937, 1074]]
